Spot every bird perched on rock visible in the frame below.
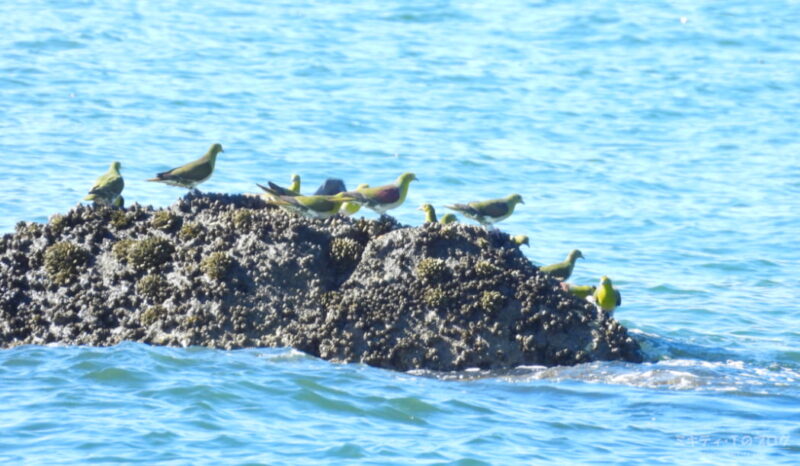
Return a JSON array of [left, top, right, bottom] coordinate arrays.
[[258, 186, 354, 219], [259, 180, 299, 198], [261, 175, 348, 199], [147, 143, 223, 190], [560, 282, 596, 299], [591, 276, 621, 313], [445, 194, 524, 226], [341, 184, 367, 216], [419, 204, 437, 223], [439, 213, 457, 225], [510, 235, 530, 247], [346, 172, 418, 214], [539, 249, 584, 281], [288, 174, 301, 194], [84, 161, 124, 207]]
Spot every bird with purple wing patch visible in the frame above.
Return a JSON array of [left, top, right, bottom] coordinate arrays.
[[345, 172, 418, 214]]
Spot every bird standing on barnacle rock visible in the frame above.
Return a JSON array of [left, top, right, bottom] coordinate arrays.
[[84, 161, 124, 207], [590, 276, 622, 313], [419, 203, 437, 223], [439, 213, 457, 225], [560, 282, 596, 299], [540, 249, 584, 281], [345, 172, 418, 215], [510, 235, 530, 247], [147, 143, 223, 191], [288, 174, 301, 194], [445, 194, 524, 227], [258, 187, 355, 220]]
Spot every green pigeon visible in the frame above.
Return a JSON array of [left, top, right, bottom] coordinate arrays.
[[592, 276, 621, 312], [510, 235, 530, 247], [560, 282, 596, 299], [539, 249, 584, 281], [289, 174, 301, 194], [346, 173, 418, 214], [439, 213, 458, 225], [259, 177, 302, 198], [445, 194, 524, 226], [419, 203, 437, 223], [341, 184, 368, 216], [147, 143, 223, 190], [84, 161, 124, 206], [258, 187, 354, 219]]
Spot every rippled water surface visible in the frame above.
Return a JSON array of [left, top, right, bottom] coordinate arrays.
[[1, 0, 799, 463]]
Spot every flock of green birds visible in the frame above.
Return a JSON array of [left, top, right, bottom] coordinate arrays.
[[82, 143, 621, 313]]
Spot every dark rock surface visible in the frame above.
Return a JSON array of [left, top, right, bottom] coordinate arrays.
[[0, 193, 643, 371]]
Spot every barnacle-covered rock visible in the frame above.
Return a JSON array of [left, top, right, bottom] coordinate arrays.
[[415, 258, 449, 284], [0, 193, 643, 372], [127, 237, 175, 272], [328, 237, 363, 271], [178, 222, 203, 241], [136, 274, 171, 301], [231, 209, 255, 230], [200, 252, 233, 281], [151, 211, 180, 232], [43, 241, 89, 285]]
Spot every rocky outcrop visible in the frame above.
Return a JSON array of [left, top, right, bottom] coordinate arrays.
[[0, 193, 643, 371]]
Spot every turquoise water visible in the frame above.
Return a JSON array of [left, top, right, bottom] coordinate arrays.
[[1, 0, 799, 463]]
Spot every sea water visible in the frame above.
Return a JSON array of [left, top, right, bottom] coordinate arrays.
[[0, 0, 798, 463]]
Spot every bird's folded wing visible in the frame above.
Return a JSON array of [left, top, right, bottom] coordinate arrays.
[[362, 185, 400, 204], [475, 201, 509, 217], [297, 196, 338, 212], [88, 175, 122, 196], [164, 160, 212, 180]]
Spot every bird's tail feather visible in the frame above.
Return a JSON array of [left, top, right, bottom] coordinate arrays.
[[266, 181, 297, 197], [340, 191, 368, 204], [256, 183, 283, 197]]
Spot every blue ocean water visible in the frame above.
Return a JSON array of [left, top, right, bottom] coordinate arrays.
[[1, 0, 799, 463]]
